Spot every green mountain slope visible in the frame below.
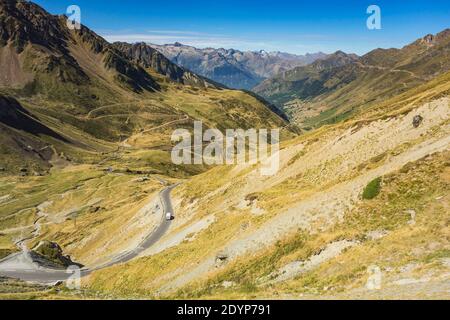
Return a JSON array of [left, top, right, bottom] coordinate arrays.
[[254, 29, 450, 129], [0, 0, 292, 175]]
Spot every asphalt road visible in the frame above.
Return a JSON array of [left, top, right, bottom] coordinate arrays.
[[0, 185, 177, 284]]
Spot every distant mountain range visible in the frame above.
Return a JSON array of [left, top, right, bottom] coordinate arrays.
[[150, 43, 327, 89], [112, 42, 221, 88], [254, 29, 450, 129]]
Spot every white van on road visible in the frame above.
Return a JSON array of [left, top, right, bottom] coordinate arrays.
[[166, 212, 173, 221]]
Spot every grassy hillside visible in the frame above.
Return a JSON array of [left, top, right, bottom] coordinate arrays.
[[172, 152, 449, 299], [0, 0, 293, 276], [84, 72, 450, 299], [0, 0, 448, 301]]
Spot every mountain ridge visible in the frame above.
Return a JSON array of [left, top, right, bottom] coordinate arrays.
[[0, 0, 291, 174], [112, 42, 222, 89], [150, 42, 327, 89], [254, 29, 450, 128]]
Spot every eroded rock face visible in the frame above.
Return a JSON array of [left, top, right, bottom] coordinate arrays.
[[31, 241, 83, 269], [422, 34, 435, 46]]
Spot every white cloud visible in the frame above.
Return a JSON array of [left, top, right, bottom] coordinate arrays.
[[145, 30, 222, 36], [102, 31, 272, 50]]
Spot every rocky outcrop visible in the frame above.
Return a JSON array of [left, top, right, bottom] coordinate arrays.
[[31, 241, 83, 269], [215, 251, 229, 267], [413, 115, 424, 128]]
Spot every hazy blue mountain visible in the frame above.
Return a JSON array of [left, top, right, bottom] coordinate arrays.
[[150, 43, 327, 89]]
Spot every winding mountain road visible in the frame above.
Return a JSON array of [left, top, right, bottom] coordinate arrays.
[[0, 184, 177, 284]]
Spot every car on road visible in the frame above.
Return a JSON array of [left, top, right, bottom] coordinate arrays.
[[166, 212, 173, 221]]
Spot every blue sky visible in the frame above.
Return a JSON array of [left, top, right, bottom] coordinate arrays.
[[33, 0, 450, 55]]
